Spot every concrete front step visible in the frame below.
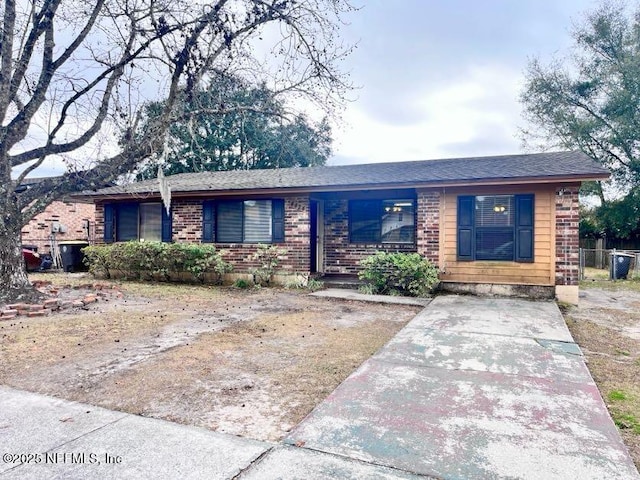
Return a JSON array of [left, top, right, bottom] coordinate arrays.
[[316, 275, 363, 290]]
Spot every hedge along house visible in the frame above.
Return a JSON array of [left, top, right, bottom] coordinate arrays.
[[81, 151, 608, 304]]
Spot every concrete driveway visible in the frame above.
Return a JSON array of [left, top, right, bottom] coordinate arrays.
[[286, 295, 640, 479]]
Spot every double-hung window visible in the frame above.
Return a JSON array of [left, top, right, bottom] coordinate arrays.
[[202, 199, 285, 243], [349, 199, 415, 244], [457, 194, 534, 262], [103, 202, 172, 243]]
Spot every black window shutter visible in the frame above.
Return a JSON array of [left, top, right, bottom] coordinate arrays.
[[103, 204, 115, 243], [457, 196, 475, 261], [272, 199, 285, 243], [202, 201, 215, 243], [161, 206, 172, 243], [515, 194, 534, 262]]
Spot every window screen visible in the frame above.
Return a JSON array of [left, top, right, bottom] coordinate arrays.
[[216, 202, 243, 243], [474, 195, 515, 261], [244, 200, 272, 243], [475, 195, 514, 227], [116, 204, 138, 241], [139, 203, 162, 242]]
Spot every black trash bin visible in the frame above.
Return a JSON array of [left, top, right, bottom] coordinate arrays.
[[58, 241, 89, 272], [610, 252, 634, 280]]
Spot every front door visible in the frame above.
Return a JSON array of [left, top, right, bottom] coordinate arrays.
[[310, 200, 324, 273]]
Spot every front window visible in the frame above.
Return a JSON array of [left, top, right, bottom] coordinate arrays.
[[115, 202, 162, 242], [475, 195, 514, 261], [217, 200, 273, 243], [349, 199, 415, 244], [139, 203, 162, 242], [457, 194, 534, 262]]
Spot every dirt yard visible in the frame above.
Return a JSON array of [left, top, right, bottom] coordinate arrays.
[[0, 275, 421, 441], [564, 281, 640, 469]]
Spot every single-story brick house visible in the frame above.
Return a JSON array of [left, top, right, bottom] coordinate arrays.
[[81, 151, 609, 304], [19, 177, 96, 254]]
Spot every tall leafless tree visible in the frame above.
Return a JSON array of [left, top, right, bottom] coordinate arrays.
[[0, 0, 353, 301]]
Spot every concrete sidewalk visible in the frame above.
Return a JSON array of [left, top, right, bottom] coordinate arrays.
[[0, 386, 422, 479], [1, 295, 639, 479]]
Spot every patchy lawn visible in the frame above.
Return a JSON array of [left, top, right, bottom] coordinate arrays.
[[564, 281, 640, 469], [0, 274, 420, 441]]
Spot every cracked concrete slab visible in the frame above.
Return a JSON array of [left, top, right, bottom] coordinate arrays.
[[239, 445, 425, 479], [377, 328, 591, 382], [310, 289, 431, 307], [0, 386, 269, 479], [286, 296, 639, 480], [409, 295, 574, 342]]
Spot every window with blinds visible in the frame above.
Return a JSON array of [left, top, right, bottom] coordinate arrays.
[[139, 203, 162, 242], [115, 204, 139, 241], [215, 200, 273, 243], [457, 194, 534, 262], [475, 195, 515, 260], [244, 200, 272, 243], [105, 202, 171, 243], [475, 195, 514, 227], [216, 201, 244, 243]]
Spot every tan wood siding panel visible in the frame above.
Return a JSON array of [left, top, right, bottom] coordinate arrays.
[[440, 188, 555, 286]]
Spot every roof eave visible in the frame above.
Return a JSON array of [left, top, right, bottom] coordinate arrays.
[[79, 172, 610, 202]]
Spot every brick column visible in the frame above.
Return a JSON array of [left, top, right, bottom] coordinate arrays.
[[173, 200, 203, 242], [555, 186, 580, 286], [416, 189, 440, 266]]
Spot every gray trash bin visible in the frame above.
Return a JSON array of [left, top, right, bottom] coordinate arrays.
[[610, 252, 633, 280], [59, 241, 89, 273]]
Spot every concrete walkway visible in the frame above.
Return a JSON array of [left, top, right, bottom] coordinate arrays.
[[1, 295, 638, 479]]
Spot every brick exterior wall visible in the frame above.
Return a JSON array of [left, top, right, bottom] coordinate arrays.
[[173, 200, 203, 242], [200, 196, 310, 273], [555, 186, 580, 286], [21, 200, 95, 253], [322, 199, 417, 274], [96, 196, 310, 274], [416, 189, 440, 266], [94, 191, 443, 277]]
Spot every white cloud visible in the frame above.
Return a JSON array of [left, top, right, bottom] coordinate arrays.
[[331, 64, 524, 165]]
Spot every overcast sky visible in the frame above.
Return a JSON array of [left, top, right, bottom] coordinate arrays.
[[16, 0, 599, 178], [328, 0, 597, 166]]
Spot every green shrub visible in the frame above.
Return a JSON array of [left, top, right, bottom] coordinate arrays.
[[83, 242, 232, 283], [306, 278, 325, 292], [233, 278, 252, 289], [358, 283, 376, 295], [251, 244, 287, 286], [358, 252, 439, 297]]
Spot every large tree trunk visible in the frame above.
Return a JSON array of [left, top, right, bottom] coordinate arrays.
[[0, 222, 39, 304]]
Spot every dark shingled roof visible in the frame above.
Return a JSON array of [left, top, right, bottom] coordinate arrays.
[[85, 151, 609, 198]]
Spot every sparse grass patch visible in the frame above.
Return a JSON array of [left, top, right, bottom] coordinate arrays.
[[609, 390, 629, 402], [613, 412, 640, 435], [580, 278, 640, 293], [2, 279, 420, 442], [564, 283, 640, 469]]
